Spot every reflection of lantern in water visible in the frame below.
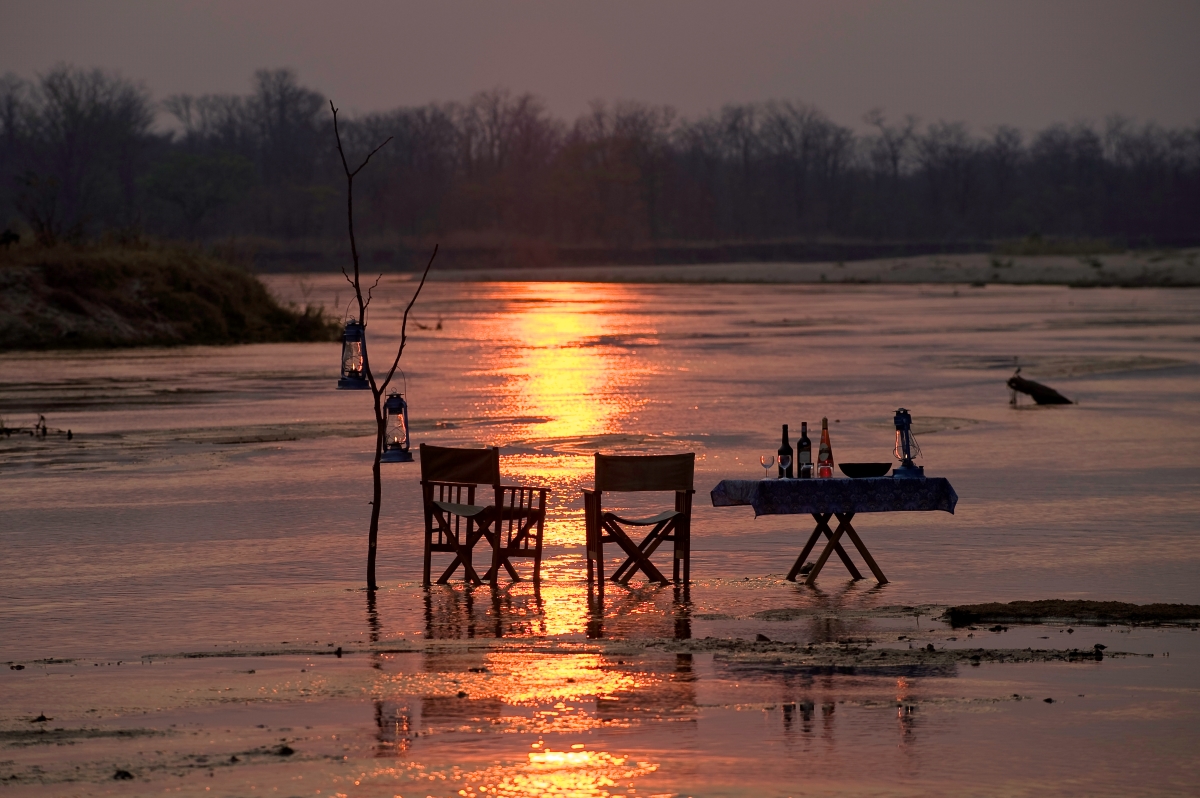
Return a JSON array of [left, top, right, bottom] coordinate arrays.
[[337, 319, 370, 390], [380, 392, 412, 463]]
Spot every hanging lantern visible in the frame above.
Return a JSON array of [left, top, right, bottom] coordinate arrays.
[[380, 392, 413, 463], [892, 408, 924, 478], [337, 319, 370, 390]]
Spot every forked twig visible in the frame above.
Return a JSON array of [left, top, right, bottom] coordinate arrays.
[[381, 245, 438, 392]]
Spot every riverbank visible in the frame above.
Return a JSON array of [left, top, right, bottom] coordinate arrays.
[[0, 242, 339, 350], [419, 248, 1200, 285]]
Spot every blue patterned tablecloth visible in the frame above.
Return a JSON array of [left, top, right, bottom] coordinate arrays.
[[711, 477, 958, 517]]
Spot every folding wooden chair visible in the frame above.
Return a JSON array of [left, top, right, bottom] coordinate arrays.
[[584, 452, 695, 599], [420, 444, 548, 586]]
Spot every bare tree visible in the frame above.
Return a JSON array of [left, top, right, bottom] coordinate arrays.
[[864, 108, 918, 185], [331, 100, 438, 591]]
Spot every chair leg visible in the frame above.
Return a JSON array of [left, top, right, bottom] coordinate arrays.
[[584, 490, 602, 600], [533, 523, 544, 583], [614, 521, 672, 585], [488, 523, 502, 586], [676, 490, 692, 585], [423, 527, 433, 587], [611, 520, 668, 582], [605, 520, 670, 585], [461, 532, 473, 584], [677, 523, 690, 585], [595, 539, 605, 601]]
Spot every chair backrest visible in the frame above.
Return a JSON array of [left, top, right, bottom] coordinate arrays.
[[420, 444, 500, 486], [594, 452, 694, 493]]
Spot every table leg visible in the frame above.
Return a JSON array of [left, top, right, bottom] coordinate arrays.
[[786, 514, 830, 581], [787, 513, 863, 582], [838, 513, 888, 585], [804, 520, 847, 586]]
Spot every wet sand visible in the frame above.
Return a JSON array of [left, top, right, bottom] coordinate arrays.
[[4, 601, 1198, 795], [2, 278, 1199, 794]]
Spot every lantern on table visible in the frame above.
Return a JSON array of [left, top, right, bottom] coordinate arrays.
[[381, 392, 413, 463], [892, 408, 924, 478], [337, 319, 370, 390]]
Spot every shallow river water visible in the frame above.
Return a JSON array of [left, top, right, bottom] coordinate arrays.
[[2, 278, 1199, 795]]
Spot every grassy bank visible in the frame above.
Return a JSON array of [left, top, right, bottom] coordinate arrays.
[[0, 241, 340, 350]]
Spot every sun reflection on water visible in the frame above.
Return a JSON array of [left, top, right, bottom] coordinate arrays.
[[480, 283, 654, 444], [481, 652, 652, 705], [455, 744, 659, 798]]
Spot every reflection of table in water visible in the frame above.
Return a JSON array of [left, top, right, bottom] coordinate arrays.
[[711, 477, 958, 585]]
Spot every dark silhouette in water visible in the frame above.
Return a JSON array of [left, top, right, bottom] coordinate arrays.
[[1008, 368, 1073, 405]]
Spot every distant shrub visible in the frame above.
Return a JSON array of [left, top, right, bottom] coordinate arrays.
[[0, 239, 340, 350]]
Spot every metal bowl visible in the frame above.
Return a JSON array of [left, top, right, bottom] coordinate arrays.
[[839, 462, 892, 479]]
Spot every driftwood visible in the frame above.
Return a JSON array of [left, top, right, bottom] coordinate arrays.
[[1007, 369, 1072, 405]]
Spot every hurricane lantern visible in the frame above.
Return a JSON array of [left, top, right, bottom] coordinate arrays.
[[337, 319, 370, 390], [892, 407, 924, 478], [380, 392, 413, 463]]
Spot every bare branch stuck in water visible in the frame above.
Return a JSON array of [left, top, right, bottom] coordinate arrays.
[[330, 98, 436, 590]]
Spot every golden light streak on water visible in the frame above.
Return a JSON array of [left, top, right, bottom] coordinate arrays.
[[481, 652, 651, 705], [455, 744, 659, 798], [482, 283, 652, 443], [534, 583, 592, 637]]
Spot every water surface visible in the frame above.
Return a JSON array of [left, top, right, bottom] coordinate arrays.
[[2, 279, 1198, 794]]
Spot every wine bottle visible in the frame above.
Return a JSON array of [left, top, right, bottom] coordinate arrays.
[[797, 421, 812, 478], [778, 424, 794, 478], [817, 417, 834, 478]]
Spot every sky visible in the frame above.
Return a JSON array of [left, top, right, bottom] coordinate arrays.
[[3, 0, 1199, 132]]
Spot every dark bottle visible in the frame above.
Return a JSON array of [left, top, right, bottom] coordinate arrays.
[[778, 424, 794, 478], [797, 421, 812, 478]]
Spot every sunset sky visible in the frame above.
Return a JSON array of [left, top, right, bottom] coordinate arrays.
[[3, 0, 1199, 130]]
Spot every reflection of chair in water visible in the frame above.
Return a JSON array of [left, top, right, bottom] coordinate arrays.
[[584, 453, 695, 599], [374, 700, 414, 756], [424, 584, 501, 638], [420, 444, 549, 585], [423, 584, 546, 639], [586, 586, 691, 640]]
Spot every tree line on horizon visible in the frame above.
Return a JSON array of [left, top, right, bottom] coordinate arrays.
[[2, 65, 1198, 254]]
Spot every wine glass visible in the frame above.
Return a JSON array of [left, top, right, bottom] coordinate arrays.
[[759, 453, 775, 479], [778, 453, 792, 478]]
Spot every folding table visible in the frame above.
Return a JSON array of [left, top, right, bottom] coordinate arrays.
[[710, 476, 958, 586]]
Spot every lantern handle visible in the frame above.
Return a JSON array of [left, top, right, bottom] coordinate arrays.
[[342, 297, 357, 325]]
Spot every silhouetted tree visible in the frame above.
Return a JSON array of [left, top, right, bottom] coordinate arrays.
[[5, 66, 153, 241], [330, 101, 437, 591], [3, 66, 1200, 251]]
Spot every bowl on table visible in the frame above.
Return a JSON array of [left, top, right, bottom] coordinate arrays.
[[839, 462, 892, 479]]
